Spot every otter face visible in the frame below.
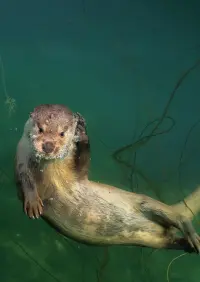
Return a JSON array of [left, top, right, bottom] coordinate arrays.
[[28, 104, 78, 160]]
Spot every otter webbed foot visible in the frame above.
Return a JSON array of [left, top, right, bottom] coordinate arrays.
[[140, 199, 200, 253], [179, 219, 200, 254], [24, 190, 44, 219], [74, 112, 88, 143]]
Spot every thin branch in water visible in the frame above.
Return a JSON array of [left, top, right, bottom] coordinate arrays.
[[13, 240, 62, 282], [96, 247, 109, 282], [178, 118, 200, 217], [166, 253, 187, 282], [113, 58, 200, 161], [113, 58, 200, 192], [0, 54, 16, 116]]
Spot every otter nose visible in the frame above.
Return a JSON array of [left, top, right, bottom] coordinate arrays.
[[42, 142, 55, 154]]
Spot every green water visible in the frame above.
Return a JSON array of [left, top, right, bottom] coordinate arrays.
[[0, 0, 200, 281]]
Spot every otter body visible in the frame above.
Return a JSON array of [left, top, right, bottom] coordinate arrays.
[[15, 104, 200, 253]]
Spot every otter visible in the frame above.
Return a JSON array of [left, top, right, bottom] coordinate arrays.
[[15, 104, 200, 254]]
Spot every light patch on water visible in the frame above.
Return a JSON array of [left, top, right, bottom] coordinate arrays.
[[55, 239, 65, 251]]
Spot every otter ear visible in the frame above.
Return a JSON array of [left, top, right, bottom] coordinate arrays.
[[73, 112, 88, 143], [73, 112, 86, 127], [73, 112, 79, 122], [73, 112, 81, 143]]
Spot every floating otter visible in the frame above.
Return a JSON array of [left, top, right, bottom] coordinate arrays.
[[15, 104, 200, 254]]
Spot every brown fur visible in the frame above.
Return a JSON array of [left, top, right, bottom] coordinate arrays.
[[15, 104, 200, 254], [29, 104, 76, 160], [31, 157, 77, 199]]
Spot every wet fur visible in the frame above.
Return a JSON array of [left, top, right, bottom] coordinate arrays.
[[15, 104, 200, 254]]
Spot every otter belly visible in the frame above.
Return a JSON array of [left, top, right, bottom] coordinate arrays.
[[42, 189, 165, 246]]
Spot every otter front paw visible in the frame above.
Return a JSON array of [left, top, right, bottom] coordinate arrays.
[[74, 112, 88, 143], [24, 191, 44, 219]]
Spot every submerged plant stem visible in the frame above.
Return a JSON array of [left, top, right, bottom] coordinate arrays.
[[0, 54, 16, 116], [113, 58, 200, 192]]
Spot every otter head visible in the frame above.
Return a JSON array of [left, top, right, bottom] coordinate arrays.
[[28, 104, 78, 161]]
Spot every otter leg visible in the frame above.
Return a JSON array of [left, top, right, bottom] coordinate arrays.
[[74, 112, 90, 180], [18, 171, 43, 219], [143, 235, 200, 254], [140, 198, 200, 253], [172, 186, 200, 220]]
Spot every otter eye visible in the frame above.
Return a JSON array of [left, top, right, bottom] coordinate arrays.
[[39, 128, 43, 133], [60, 132, 65, 137]]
